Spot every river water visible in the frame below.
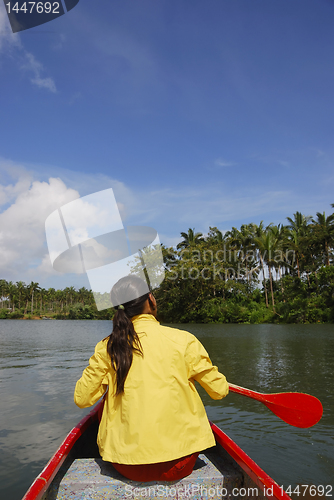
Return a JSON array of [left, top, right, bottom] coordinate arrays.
[[0, 320, 333, 499]]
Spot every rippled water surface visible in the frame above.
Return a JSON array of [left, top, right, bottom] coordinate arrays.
[[0, 320, 333, 499]]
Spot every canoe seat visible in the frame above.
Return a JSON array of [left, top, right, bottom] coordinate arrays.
[[45, 453, 244, 500]]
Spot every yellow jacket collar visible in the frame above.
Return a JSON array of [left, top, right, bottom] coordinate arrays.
[[131, 314, 159, 325]]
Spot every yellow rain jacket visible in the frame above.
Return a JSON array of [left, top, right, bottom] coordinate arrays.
[[74, 314, 229, 464]]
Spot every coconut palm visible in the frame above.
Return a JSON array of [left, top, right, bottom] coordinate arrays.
[[226, 224, 257, 284], [38, 287, 47, 313], [16, 281, 26, 310], [68, 286, 76, 306], [55, 289, 65, 312], [47, 288, 56, 312], [206, 227, 224, 243], [253, 221, 271, 307], [177, 228, 204, 249], [286, 212, 312, 277], [27, 282, 40, 314], [311, 212, 334, 266], [254, 226, 280, 311], [7, 281, 17, 311], [267, 224, 290, 300], [78, 287, 91, 305], [0, 279, 8, 309], [286, 211, 312, 233]]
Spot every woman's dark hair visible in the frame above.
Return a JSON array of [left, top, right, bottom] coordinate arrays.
[[107, 275, 153, 396]]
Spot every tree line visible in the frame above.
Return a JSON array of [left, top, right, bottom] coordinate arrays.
[[154, 206, 334, 323], [0, 281, 112, 320], [1, 205, 334, 323]]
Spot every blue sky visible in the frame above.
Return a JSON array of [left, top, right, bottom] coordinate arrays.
[[0, 0, 333, 289]]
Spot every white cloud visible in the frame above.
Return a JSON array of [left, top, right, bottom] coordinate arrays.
[[0, 159, 33, 206], [0, 169, 79, 280], [0, 9, 57, 92], [30, 74, 57, 92], [0, 163, 138, 287], [44, 167, 136, 222], [0, 160, 332, 286], [21, 52, 57, 93]]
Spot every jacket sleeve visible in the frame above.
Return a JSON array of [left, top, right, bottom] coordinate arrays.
[[185, 335, 229, 400], [74, 341, 110, 408]]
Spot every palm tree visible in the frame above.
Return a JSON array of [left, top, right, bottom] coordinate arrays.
[[254, 229, 280, 311], [286, 211, 312, 233], [207, 227, 224, 243], [0, 279, 8, 309], [55, 289, 65, 312], [47, 288, 56, 312], [31, 282, 40, 314], [253, 221, 271, 307], [7, 281, 16, 312], [311, 212, 334, 266], [68, 286, 76, 306], [39, 287, 47, 313], [78, 287, 90, 305], [177, 228, 204, 249], [63, 287, 71, 311], [16, 281, 26, 310], [286, 212, 312, 277], [269, 224, 289, 299], [231, 224, 257, 283]]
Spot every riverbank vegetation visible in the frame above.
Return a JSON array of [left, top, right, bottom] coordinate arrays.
[[155, 208, 334, 323], [0, 282, 113, 320], [1, 207, 334, 323]]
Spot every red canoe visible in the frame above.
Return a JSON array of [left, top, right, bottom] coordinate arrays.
[[22, 401, 291, 500]]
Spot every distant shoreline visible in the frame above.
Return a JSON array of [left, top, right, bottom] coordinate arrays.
[[0, 314, 330, 324]]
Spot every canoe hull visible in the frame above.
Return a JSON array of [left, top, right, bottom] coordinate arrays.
[[22, 401, 291, 500]]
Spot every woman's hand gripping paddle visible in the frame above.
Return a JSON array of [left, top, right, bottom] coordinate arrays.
[[229, 383, 323, 428]]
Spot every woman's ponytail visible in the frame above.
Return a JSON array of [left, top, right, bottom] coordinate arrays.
[[107, 276, 150, 396]]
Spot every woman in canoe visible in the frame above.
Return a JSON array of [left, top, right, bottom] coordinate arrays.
[[74, 275, 229, 482]]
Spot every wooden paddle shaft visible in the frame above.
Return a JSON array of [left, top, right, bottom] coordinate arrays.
[[229, 383, 265, 401]]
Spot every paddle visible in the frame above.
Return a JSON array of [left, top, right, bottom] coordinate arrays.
[[228, 383, 323, 428]]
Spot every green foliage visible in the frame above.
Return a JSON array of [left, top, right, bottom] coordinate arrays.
[[318, 266, 334, 300], [1, 203, 334, 323], [95, 308, 114, 320], [68, 304, 97, 320], [155, 210, 334, 323], [66, 304, 114, 320], [8, 311, 24, 319], [55, 312, 68, 320]]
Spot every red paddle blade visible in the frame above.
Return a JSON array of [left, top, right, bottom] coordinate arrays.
[[263, 392, 323, 428], [228, 384, 323, 428]]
